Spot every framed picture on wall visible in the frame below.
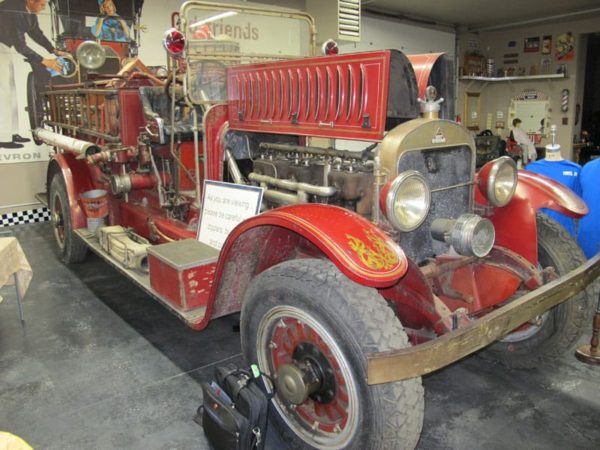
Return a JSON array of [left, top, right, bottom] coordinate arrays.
[[524, 36, 540, 53], [542, 35, 552, 55], [555, 32, 575, 61]]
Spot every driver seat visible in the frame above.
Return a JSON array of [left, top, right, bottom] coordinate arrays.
[[139, 86, 198, 143]]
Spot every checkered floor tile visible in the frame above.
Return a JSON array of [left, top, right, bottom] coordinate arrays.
[[0, 207, 50, 227]]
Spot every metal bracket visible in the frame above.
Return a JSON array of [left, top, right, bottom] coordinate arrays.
[[362, 113, 371, 129], [155, 117, 165, 144]]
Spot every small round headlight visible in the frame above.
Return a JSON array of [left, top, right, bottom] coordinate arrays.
[[451, 214, 495, 258], [480, 156, 517, 207], [383, 171, 431, 232]]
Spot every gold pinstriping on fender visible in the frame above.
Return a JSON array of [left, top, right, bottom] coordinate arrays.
[[346, 231, 399, 270]]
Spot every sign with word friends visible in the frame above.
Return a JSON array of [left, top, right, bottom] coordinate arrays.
[[198, 180, 264, 250]]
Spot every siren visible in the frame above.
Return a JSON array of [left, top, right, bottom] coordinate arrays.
[[321, 39, 339, 55], [163, 28, 185, 56], [76, 41, 107, 70]]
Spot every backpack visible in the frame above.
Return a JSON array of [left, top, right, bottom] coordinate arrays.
[[197, 364, 270, 450]]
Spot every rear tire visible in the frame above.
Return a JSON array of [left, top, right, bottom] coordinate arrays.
[[49, 173, 88, 263], [241, 259, 424, 450], [483, 214, 593, 368]]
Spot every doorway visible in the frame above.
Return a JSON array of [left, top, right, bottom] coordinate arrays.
[[580, 33, 600, 163]]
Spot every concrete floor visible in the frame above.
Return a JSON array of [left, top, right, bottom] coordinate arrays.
[[1, 222, 599, 450]]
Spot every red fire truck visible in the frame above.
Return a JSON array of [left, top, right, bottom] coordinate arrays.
[[36, 2, 599, 448]]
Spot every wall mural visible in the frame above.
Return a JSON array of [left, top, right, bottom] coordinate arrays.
[[0, 0, 140, 165]]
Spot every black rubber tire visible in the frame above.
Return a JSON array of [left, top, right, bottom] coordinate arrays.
[[241, 259, 424, 450], [49, 174, 88, 264], [483, 214, 593, 368]]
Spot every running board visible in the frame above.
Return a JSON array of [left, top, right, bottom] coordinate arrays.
[[75, 228, 207, 327]]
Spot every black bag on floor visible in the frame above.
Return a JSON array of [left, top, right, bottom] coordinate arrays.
[[197, 364, 269, 450]]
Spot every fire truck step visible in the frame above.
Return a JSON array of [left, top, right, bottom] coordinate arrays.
[[74, 229, 208, 327]]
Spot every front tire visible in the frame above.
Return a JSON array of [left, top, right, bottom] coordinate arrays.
[[241, 259, 424, 450], [484, 214, 593, 368], [49, 173, 88, 263]]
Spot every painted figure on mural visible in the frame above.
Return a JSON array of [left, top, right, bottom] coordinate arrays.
[[91, 0, 130, 42], [0, 0, 68, 148]]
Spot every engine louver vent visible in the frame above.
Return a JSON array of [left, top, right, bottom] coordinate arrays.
[[338, 0, 361, 40], [307, 0, 361, 43]]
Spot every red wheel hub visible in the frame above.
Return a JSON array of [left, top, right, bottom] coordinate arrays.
[[270, 316, 350, 434]]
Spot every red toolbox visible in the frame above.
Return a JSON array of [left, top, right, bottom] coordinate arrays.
[[148, 239, 219, 310]]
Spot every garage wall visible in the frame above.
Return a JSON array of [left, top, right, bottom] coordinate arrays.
[[0, 1, 454, 215], [340, 14, 455, 56], [456, 17, 600, 159]]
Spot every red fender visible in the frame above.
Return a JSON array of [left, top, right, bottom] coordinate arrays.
[[476, 170, 587, 264], [236, 205, 408, 285], [193, 204, 409, 329], [517, 170, 587, 217], [407, 53, 446, 99], [48, 153, 95, 230]]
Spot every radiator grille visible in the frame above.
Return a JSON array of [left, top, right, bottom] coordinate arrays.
[[228, 52, 390, 140], [396, 146, 474, 263]]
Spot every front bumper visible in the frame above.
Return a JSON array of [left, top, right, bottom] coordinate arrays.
[[367, 253, 600, 384]]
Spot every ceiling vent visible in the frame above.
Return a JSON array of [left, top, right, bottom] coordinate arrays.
[[307, 0, 361, 43]]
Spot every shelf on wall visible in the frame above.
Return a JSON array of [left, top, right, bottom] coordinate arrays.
[[459, 73, 566, 82], [459, 73, 566, 92]]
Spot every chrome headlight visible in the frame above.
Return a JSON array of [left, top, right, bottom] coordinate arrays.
[[479, 156, 517, 207], [76, 40, 106, 70], [382, 171, 431, 232]]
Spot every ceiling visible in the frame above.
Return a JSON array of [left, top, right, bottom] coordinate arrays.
[[361, 0, 600, 32]]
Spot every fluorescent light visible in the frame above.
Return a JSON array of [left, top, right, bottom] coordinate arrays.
[[190, 11, 238, 29]]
